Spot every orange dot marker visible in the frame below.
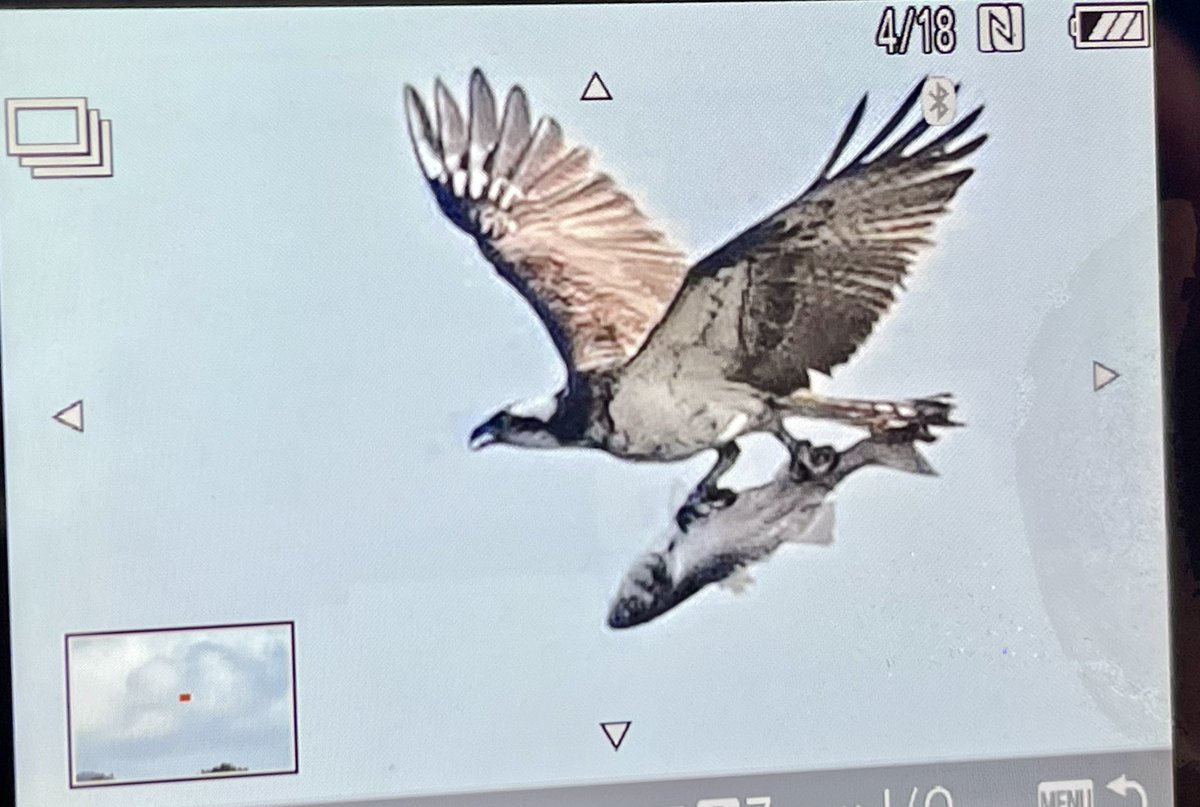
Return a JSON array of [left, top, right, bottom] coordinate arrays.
[[179, 693, 191, 702]]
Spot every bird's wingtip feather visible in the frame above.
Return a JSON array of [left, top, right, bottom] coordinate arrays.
[[402, 84, 423, 116]]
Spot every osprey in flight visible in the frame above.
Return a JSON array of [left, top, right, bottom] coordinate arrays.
[[404, 70, 985, 529]]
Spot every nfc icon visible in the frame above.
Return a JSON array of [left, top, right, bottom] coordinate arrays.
[[977, 3, 1026, 52]]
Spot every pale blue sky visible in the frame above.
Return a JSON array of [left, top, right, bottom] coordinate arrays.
[[0, 3, 1168, 807]]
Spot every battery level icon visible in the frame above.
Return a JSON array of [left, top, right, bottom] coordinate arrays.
[[1069, 3, 1151, 49]]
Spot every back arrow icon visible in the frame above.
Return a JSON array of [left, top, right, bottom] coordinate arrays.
[[1107, 775, 1147, 807]]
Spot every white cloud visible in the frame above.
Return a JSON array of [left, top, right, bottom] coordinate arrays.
[[67, 624, 295, 779]]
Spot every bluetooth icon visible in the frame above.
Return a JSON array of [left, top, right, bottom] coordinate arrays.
[[929, 84, 951, 119], [921, 76, 957, 126]]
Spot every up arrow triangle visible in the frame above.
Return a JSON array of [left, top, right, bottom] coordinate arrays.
[[600, 721, 630, 750], [1093, 361, 1120, 391], [581, 72, 613, 101], [53, 399, 84, 432]]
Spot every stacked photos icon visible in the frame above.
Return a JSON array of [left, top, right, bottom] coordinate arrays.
[[5, 97, 112, 178]]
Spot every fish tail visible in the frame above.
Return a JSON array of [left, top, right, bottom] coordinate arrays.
[[863, 440, 939, 476]]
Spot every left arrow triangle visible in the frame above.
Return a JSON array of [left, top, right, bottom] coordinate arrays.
[[53, 400, 84, 432]]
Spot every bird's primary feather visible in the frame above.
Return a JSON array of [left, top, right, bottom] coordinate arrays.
[[404, 69, 689, 376], [629, 79, 986, 395]]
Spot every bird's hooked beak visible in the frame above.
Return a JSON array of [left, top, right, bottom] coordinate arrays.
[[469, 423, 498, 451]]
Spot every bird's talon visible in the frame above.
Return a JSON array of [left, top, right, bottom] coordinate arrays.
[[675, 486, 737, 531], [790, 442, 840, 479], [789, 455, 812, 483], [675, 505, 700, 532], [710, 488, 737, 509], [810, 445, 838, 467]]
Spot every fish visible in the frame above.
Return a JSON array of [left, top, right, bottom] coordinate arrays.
[[606, 436, 938, 629]]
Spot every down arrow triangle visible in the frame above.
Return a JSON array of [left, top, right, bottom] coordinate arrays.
[[600, 721, 630, 750]]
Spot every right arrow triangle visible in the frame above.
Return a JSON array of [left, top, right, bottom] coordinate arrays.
[[581, 72, 613, 101], [1093, 361, 1119, 391], [600, 721, 630, 750]]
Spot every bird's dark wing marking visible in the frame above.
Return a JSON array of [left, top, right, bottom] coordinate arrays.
[[404, 69, 689, 375], [629, 79, 986, 395]]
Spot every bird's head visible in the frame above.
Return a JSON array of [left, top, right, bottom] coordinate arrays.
[[468, 396, 566, 451]]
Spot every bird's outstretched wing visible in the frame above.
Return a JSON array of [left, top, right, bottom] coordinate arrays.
[[404, 69, 689, 374], [627, 79, 986, 395]]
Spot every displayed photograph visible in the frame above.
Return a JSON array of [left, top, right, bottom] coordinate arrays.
[[404, 69, 980, 626]]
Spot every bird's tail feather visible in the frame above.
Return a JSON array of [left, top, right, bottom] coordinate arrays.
[[781, 390, 960, 431]]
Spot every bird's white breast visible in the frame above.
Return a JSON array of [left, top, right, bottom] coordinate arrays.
[[604, 373, 770, 461]]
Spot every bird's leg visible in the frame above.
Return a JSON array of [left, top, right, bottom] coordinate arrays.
[[766, 411, 830, 483], [675, 442, 741, 532]]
